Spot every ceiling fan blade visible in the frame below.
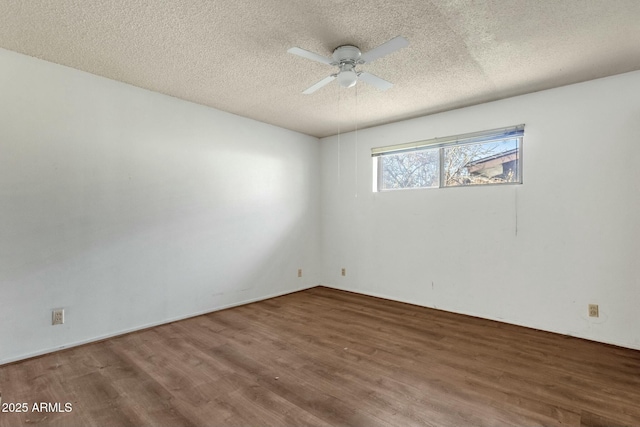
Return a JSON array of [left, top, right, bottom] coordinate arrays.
[[360, 36, 409, 63], [288, 47, 333, 65], [358, 72, 393, 91], [302, 75, 336, 94]]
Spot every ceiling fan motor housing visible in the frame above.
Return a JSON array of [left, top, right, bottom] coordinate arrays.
[[332, 45, 361, 64]]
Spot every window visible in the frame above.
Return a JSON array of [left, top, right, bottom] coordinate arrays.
[[372, 125, 524, 191]]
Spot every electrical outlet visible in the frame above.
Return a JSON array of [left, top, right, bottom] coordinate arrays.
[[297, 269, 302, 278], [341, 268, 346, 276], [52, 308, 64, 325], [588, 304, 599, 318]]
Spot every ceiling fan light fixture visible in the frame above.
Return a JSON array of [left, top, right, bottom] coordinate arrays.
[[337, 69, 358, 88]]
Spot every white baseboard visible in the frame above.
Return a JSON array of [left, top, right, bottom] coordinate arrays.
[[1, 283, 320, 366], [319, 284, 640, 352]]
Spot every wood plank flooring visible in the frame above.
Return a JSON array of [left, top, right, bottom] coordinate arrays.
[[1, 286, 639, 426]]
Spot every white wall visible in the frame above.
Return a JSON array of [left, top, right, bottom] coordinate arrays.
[[0, 48, 321, 364], [2, 47, 638, 365], [321, 71, 640, 350]]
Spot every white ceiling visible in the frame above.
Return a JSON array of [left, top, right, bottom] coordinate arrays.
[[1, 1, 639, 138]]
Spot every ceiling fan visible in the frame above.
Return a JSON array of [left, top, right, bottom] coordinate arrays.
[[288, 36, 409, 94]]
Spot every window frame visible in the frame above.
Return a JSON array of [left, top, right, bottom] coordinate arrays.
[[372, 125, 524, 192]]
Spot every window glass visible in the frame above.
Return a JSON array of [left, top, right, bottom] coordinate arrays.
[[443, 138, 520, 187], [379, 148, 439, 190]]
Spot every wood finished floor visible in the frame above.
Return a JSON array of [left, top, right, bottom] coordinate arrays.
[[1, 287, 639, 427]]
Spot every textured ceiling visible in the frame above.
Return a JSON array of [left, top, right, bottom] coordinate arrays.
[[1, 1, 639, 138]]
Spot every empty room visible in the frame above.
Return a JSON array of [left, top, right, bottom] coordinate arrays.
[[1, 1, 639, 426]]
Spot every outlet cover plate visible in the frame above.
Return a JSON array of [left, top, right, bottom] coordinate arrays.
[[52, 308, 64, 325]]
